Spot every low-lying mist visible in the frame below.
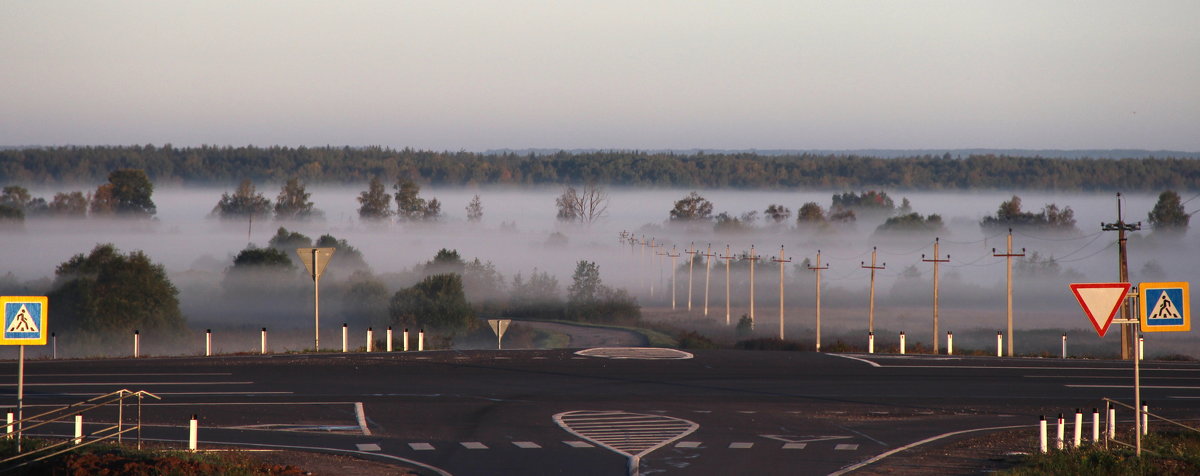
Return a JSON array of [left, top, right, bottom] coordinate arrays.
[[1, 186, 1194, 358]]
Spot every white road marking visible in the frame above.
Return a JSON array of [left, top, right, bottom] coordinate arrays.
[[827, 354, 882, 368], [835, 444, 859, 451], [354, 402, 371, 436], [828, 423, 1032, 476], [564, 440, 594, 448], [1026, 375, 1200, 380], [729, 442, 753, 449], [555, 410, 698, 475], [356, 443, 381, 452], [574, 348, 694, 360], [513, 441, 541, 449], [0, 381, 253, 387], [783, 443, 806, 449], [1067, 384, 1200, 390], [461, 442, 488, 449], [0, 372, 233, 377], [409, 442, 435, 450], [675, 441, 702, 448], [58, 391, 293, 397]]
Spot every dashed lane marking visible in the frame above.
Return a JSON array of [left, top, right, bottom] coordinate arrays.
[[783, 443, 807, 449], [675, 441, 701, 448], [409, 443, 434, 451], [513, 441, 541, 449], [564, 440, 594, 448], [729, 442, 753, 449], [461, 442, 488, 449], [835, 444, 860, 451], [355, 443, 380, 452]]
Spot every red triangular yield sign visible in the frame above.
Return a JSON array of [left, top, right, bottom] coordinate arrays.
[[1069, 283, 1131, 337]]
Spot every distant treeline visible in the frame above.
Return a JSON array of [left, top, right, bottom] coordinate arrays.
[[2, 145, 1196, 190]]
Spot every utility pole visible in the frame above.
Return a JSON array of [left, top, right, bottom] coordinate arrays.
[[993, 229, 1025, 357], [702, 244, 716, 317], [1102, 193, 1140, 360], [746, 245, 761, 329], [655, 241, 667, 301], [922, 238, 950, 354], [861, 247, 886, 338], [686, 243, 698, 312], [721, 244, 735, 325], [668, 246, 681, 310], [772, 246, 792, 340], [807, 250, 829, 351]]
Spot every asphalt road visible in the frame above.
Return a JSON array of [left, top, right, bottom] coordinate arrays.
[[4, 349, 1199, 475]]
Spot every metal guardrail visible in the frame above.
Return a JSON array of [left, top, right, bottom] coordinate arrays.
[[0, 389, 161, 473], [1102, 397, 1200, 452]]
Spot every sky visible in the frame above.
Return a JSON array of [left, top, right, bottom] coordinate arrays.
[[3, 1, 1199, 151]]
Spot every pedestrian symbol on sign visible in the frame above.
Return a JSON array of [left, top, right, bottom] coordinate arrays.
[[4, 305, 38, 333]]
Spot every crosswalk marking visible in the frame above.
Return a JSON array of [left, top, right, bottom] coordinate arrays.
[[409, 443, 434, 451], [675, 441, 701, 448], [729, 442, 754, 449], [564, 440, 594, 448], [783, 443, 807, 449], [835, 444, 859, 451], [461, 442, 488, 449], [397, 439, 857, 452], [513, 441, 541, 449]]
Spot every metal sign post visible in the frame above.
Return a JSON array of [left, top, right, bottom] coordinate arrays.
[[1, 296, 48, 452], [296, 248, 336, 351]]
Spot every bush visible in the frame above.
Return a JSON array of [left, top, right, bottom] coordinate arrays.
[[677, 331, 720, 350]]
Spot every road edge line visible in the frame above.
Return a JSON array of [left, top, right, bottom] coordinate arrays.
[[827, 423, 1032, 476], [827, 353, 881, 368], [354, 402, 372, 436]]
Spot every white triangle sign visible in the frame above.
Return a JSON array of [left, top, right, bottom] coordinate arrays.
[[1069, 283, 1130, 337], [5, 304, 39, 333]]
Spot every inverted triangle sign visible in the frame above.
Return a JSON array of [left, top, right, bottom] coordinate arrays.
[[1069, 283, 1130, 337]]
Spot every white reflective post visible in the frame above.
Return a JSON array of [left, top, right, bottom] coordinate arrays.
[[133, 330, 140, 358], [366, 328, 374, 352], [1039, 416, 1047, 453], [996, 331, 1002, 357], [899, 332, 906, 354], [74, 414, 83, 445], [386, 327, 393, 352], [188, 414, 198, 451], [1056, 414, 1064, 450], [342, 323, 348, 353], [418, 329, 425, 351], [868, 332, 874, 354], [947, 331, 953, 355], [205, 329, 212, 357], [403, 328, 410, 352], [1074, 409, 1082, 447], [261, 328, 268, 354], [1092, 408, 1100, 443]]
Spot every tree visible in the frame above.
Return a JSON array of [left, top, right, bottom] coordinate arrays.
[[424, 248, 466, 276], [395, 179, 441, 221], [764, 204, 791, 223], [0, 186, 32, 210], [212, 179, 272, 219], [48, 244, 186, 342], [231, 246, 295, 269], [831, 190, 895, 216], [796, 202, 826, 224], [980, 195, 1077, 232], [48, 192, 89, 217], [275, 177, 320, 220], [357, 177, 392, 220], [267, 227, 313, 251], [669, 191, 713, 221], [509, 268, 562, 319], [875, 212, 945, 235], [1147, 190, 1189, 236], [565, 260, 639, 323], [466, 195, 483, 222], [388, 273, 473, 335], [555, 184, 609, 224], [568, 260, 602, 304], [94, 169, 156, 217], [316, 234, 370, 274]]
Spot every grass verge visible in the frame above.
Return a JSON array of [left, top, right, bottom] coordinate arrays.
[[0, 439, 304, 476], [1003, 430, 1200, 475]]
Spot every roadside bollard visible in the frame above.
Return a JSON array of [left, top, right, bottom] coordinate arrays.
[[1139, 335, 1144, 360], [1143, 401, 1149, 435], [899, 332, 906, 354], [1092, 408, 1100, 443], [366, 328, 374, 352], [403, 328, 410, 352], [1061, 334, 1067, 359], [205, 329, 212, 357], [386, 326, 393, 352], [1108, 407, 1116, 439], [261, 328, 268, 354], [1039, 415, 1047, 453], [996, 331, 1002, 357], [946, 331, 953, 355], [52, 332, 57, 359], [74, 414, 83, 445], [133, 330, 140, 358], [1056, 413, 1064, 450], [418, 329, 425, 351], [342, 323, 349, 353], [1080, 407, 1089, 446], [188, 414, 198, 451], [5, 412, 11, 438], [868, 332, 874, 354]]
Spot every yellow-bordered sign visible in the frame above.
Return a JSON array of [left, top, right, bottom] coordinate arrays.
[[1140, 282, 1189, 332], [0, 296, 48, 345]]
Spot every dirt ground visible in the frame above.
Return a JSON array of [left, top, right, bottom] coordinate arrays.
[[245, 450, 426, 476]]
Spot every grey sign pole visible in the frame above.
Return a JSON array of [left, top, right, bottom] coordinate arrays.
[[297, 248, 335, 352]]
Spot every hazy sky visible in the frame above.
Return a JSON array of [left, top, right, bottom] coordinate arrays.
[[3, 1, 1198, 151]]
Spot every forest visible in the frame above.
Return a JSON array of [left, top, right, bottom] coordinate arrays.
[[1, 145, 1196, 190]]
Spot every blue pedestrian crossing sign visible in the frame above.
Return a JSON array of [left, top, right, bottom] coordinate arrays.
[[0, 296, 47, 345], [1140, 282, 1189, 332]]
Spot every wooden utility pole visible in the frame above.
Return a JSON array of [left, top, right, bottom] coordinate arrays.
[[992, 229, 1025, 357], [772, 246, 792, 340], [685, 243, 698, 312], [668, 246, 681, 310], [1102, 193, 1140, 360], [702, 244, 716, 317], [861, 247, 886, 335], [746, 245, 761, 329], [922, 238, 950, 354], [654, 241, 667, 301], [721, 244, 735, 325], [807, 250, 829, 351]]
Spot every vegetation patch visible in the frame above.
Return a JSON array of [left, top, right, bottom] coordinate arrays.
[[1004, 431, 1200, 476], [0, 441, 305, 476]]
